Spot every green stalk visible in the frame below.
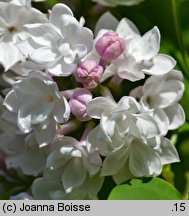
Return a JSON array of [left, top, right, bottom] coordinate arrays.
[[171, 0, 189, 79]]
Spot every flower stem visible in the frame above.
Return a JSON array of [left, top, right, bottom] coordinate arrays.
[[171, 0, 189, 79]]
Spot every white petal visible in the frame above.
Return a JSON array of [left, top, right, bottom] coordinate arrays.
[[129, 139, 162, 177], [30, 47, 58, 65], [54, 96, 70, 123], [86, 152, 102, 176], [50, 3, 73, 29], [77, 27, 93, 54], [100, 112, 116, 142], [165, 69, 183, 81], [113, 160, 133, 184], [34, 117, 56, 147], [130, 114, 160, 140], [101, 144, 128, 176], [156, 80, 184, 108], [143, 78, 184, 108], [153, 106, 169, 135], [17, 110, 32, 133], [48, 61, 76, 77], [95, 12, 119, 35], [115, 54, 145, 81], [59, 15, 80, 43], [160, 138, 180, 164], [117, 96, 141, 114], [100, 64, 116, 82], [3, 90, 20, 113], [87, 97, 116, 119], [143, 54, 176, 75], [87, 125, 109, 156], [46, 149, 71, 171], [0, 41, 23, 71], [24, 23, 60, 46], [129, 26, 160, 61], [164, 103, 185, 130], [116, 17, 140, 38], [32, 177, 66, 200], [62, 157, 86, 193], [6, 139, 46, 175], [81, 173, 104, 198]]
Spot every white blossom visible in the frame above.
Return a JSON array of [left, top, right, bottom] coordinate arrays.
[[0, 117, 47, 175], [101, 136, 180, 184], [0, 2, 47, 70], [93, 13, 176, 82], [46, 136, 102, 193], [130, 70, 185, 135], [32, 172, 103, 200], [3, 71, 70, 146], [87, 96, 160, 150], [17, 3, 93, 76]]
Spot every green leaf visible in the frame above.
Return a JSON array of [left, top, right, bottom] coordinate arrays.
[[108, 178, 182, 200], [179, 122, 189, 133], [47, 0, 57, 6]]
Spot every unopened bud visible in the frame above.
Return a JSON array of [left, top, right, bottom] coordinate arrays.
[[69, 89, 92, 121], [74, 60, 103, 89], [95, 32, 125, 61]]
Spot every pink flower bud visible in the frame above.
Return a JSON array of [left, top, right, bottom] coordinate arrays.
[[74, 60, 103, 89], [95, 32, 125, 61], [69, 89, 92, 121]]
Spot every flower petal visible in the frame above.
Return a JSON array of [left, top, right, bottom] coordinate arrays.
[[87, 97, 116, 119], [101, 144, 128, 176], [87, 125, 109, 156], [95, 12, 119, 35], [164, 103, 185, 130], [24, 23, 60, 46], [34, 117, 56, 147], [62, 157, 86, 193], [160, 138, 180, 164], [3, 90, 20, 113], [129, 26, 160, 61], [143, 54, 176, 75], [129, 139, 162, 177], [153, 106, 169, 135], [113, 160, 133, 184], [116, 17, 140, 38], [30, 47, 58, 65], [50, 3, 73, 29]]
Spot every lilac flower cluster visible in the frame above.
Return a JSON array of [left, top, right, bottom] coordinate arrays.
[[0, 1, 185, 199]]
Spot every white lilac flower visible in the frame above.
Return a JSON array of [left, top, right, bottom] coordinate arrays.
[[17, 3, 93, 76], [92, 0, 144, 7], [86, 95, 180, 183], [0, 117, 47, 175], [87, 99, 179, 184], [87, 96, 160, 152], [0, 2, 47, 71], [3, 71, 70, 146], [130, 70, 185, 135], [32, 171, 103, 200], [46, 136, 103, 193], [93, 13, 176, 82], [101, 135, 180, 184]]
